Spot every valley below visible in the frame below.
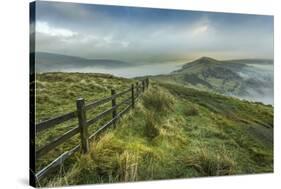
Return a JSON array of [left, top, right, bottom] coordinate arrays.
[[36, 52, 274, 105], [35, 52, 274, 105]]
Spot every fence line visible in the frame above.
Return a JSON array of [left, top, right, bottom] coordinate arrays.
[[34, 78, 149, 182]]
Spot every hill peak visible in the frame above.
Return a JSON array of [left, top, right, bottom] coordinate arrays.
[[196, 56, 219, 63], [173, 56, 222, 73]]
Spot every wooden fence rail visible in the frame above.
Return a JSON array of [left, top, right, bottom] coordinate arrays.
[[34, 78, 149, 182]]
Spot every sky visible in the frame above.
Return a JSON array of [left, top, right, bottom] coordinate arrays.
[[33, 1, 274, 64]]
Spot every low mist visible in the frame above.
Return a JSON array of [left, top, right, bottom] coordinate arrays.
[[48, 62, 185, 78]]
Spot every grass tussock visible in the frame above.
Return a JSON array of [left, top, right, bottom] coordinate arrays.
[[182, 106, 199, 117], [144, 112, 160, 139], [180, 146, 236, 176], [141, 86, 177, 139], [142, 87, 175, 113], [118, 151, 139, 182]]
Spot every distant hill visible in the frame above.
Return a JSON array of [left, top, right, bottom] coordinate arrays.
[[151, 57, 273, 104], [34, 52, 131, 72]]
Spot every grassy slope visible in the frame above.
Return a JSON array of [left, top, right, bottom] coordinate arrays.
[[35, 72, 135, 173], [36, 72, 133, 121], [35, 73, 273, 187]]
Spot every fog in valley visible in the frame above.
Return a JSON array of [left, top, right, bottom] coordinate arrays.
[[54, 62, 185, 78], [236, 64, 274, 105], [36, 56, 274, 105]]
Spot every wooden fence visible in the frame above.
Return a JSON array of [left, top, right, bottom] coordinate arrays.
[[34, 78, 149, 182]]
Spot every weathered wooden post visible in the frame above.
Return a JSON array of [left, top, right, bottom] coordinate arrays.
[[142, 80, 145, 92], [146, 78, 149, 88], [131, 84, 135, 108], [111, 89, 117, 127], [76, 98, 89, 154], [136, 82, 139, 97]]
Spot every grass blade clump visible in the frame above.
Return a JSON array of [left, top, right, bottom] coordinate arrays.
[[142, 87, 175, 113], [180, 146, 236, 176]]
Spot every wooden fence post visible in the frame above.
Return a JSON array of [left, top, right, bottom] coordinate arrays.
[[136, 82, 139, 97], [131, 84, 135, 108], [76, 98, 89, 154], [146, 78, 149, 88], [111, 89, 117, 127], [142, 80, 145, 92]]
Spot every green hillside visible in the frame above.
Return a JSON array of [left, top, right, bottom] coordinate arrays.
[[35, 73, 273, 187], [35, 72, 135, 174], [152, 57, 273, 104]]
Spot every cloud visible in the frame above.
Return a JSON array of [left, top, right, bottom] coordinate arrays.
[[34, 2, 274, 63], [35, 21, 133, 60], [192, 25, 209, 36], [36, 21, 77, 37]]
